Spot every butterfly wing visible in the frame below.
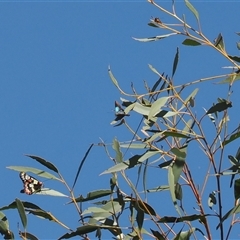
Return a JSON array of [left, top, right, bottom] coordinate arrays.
[[19, 172, 43, 195]]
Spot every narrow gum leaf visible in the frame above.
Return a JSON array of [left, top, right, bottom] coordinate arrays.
[[132, 33, 177, 42], [25, 155, 58, 173], [108, 66, 119, 88], [112, 138, 123, 163], [6, 166, 60, 181], [185, 0, 199, 21], [172, 47, 179, 77], [148, 97, 169, 119], [182, 39, 201, 46], [16, 198, 27, 229]]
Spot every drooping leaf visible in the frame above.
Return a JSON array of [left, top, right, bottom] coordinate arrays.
[[28, 209, 69, 229], [185, 0, 199, 21], [6, 166, 60, 181], [19, 231, 39, 240], [216, 203, 240, 229], [136, 209, 144, 230], [228, 55, 240, 63], [214, 33, 225, 51], [16, 198, 27, 229], [108, 66, 119, 88], [127, 197, 156, 216], [237, 42, 240, 50], [70, 190, 112, 203], [132, 33, 178, 42], [133, 102, 150, 116], [181, 88, 199, 110], [0, 211, 10, 236], [148, 97, 169, 119], [175, 183, 182, 201], [151, 76, 163, 93], [172, 47, 179, 77], [171, 146, 187, 184], [59, 225, 98, 240], [146, 185, 169, 193], [158, 214, 207, 223], [162, 131, 190, 139], [218, 72, 240, 84], [182, 39, 201, 46], [150, 229, 165, 240], [173, 227, 196, 240], [234, 179, 240, 201], [168, 164, 181, 216], [112, 138, 123, 163], [223, 131, 240, 146], [25, 155, 58, 173], [206, 100, 232, 114], [72, 144, 94, 190], [0, 201, 42, 211]]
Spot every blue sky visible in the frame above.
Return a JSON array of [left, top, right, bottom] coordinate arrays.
[[1, 1, 240, 239]]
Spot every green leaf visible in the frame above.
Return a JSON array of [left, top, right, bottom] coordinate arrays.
[[168, 165, 181, 216], [120, 143, 148, 149], [218, 72, 240, 84], [234, 179, 240, 201], [148, 64, 161, 77], [214, 33, 225, 51], [216, 203, 240, 229], [163, 131, 190, 139], [175, 183, 182, 201], [133, 102, 150, 116], [108, 66, 119, 88], [132, 33, 178, 42], [72, 144, 94, 190], [146, 185, 169, 193], [228, 55, 240, 63], [28, 209, 69, 229], [181, 88, 199, 110], [112, 138, 123, 163], [223, 131, 240, 146], [59, 226, 98, 240], [19, 232, 39, 240], [16, 198, 27, 229], [128, 197, 156, 216], [6, 166, 60, 181], [174, 228, 196, 240], [236, 42, 240, 50], [0, 201, 42, 211], [182, 39, 201, 46], [71, 190, 112, 203], [148, 97, 169, 119], [136, 209, 144, 230], [150, 229, 165, 240], [172, 47, 179, 77], [185, 0, 199, 21], [171, 146, 187, 184], [138, 150, 159, 163], [25, 155, 58, 173], [37, 188, 68, 197], [206, 100, 232, 114], [0, 211, 9, 234], [158, 214, 207, 223]]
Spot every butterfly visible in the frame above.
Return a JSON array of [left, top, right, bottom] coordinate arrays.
[[114, 101, 130, 121], [19, 172, 43, 195]]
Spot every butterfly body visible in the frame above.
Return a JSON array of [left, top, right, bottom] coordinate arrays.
[[19, 172, 43, 195]]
